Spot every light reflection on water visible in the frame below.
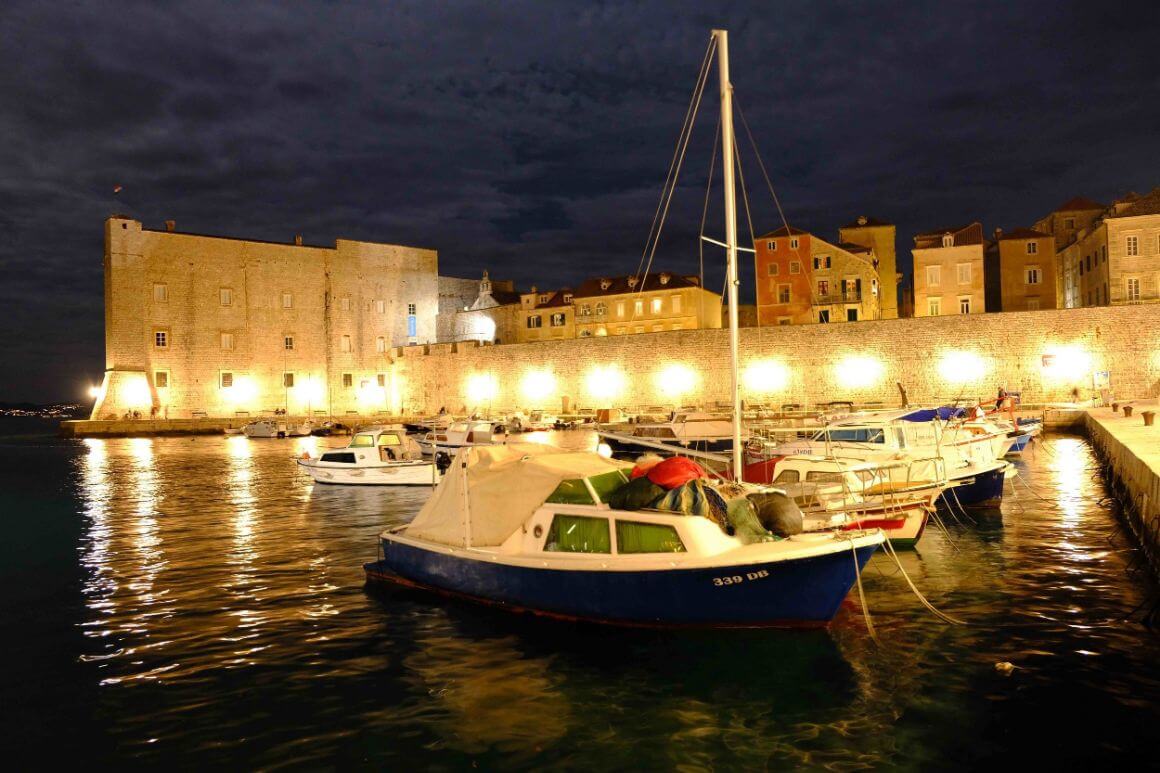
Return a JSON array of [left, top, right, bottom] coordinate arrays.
[[11, 429, 1157, 767]]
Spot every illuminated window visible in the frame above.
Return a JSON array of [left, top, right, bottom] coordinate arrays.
[[579, 304, 591, 316], [154, 370, 169, 389], [926, 265, 941, 286], [812, 255, 831, 270], [376, 336, 386, 353], [342, 373, 353, 388], [527, 315, 542, 329], [282, 292, 293, 308], [941, 233, 954, 247], [220, 332, 234, 350], [650, 298, 662, 314], [341, 334, 352, 352], [672, 295, 682, 313], [596, 302, 607, 316], [1127, 236, 1139, 256], [550, 313, 566, 327], [283, 372, 295, 388], [153, 283, 168, 302], [959, 296, 971, 314], [817, 280, 830, 297], [634, 299, 644, 317], [1025, 267, 1041, 285], [220, 372, 233, 389], [957, 263, 972, 284], [1026, 242, 1038, 255], [1127, 277, 1141, 303], [376, 299, 385, 314], [928, 298, 941, 316], [220, 287, 233, 306], [777, 284, 790, 303], [154, 330, 168, 348], [616, 302, 625, 318], [284, 335, 294, 350]]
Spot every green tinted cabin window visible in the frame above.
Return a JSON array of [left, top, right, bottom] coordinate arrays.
[[350, 434, 375, 447], [377, 433, 402, 446], [616, 521, 686, 553], [545, 478, 594, 504], [544, 514, 611, 554], [588, 470, 629, 503]]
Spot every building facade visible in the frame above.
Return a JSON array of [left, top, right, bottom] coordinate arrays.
[[519, 289, 576, 342], [912, 222, 986, 317], [1055, 189, 1160, 309], [450, 271, 522, 345], [572, 272, 722, 337], [838, 215, 898, 319], [754, 226, 882, 325], [995, 228, 1056, 311], [93, 217, 440, 420]]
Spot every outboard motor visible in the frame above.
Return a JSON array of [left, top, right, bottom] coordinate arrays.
[[434, 451, 453, 473], [747, 491, 804, 537]]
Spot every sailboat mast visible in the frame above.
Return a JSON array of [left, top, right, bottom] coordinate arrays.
[[713, 29, 743, 479]]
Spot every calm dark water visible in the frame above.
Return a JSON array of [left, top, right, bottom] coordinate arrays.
[[2, 417, 1159, 769]]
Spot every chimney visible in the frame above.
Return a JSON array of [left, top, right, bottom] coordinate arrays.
[[165, 220, 175, 232], [294, 234, 303, 246], [994, 227, 1003, 240]]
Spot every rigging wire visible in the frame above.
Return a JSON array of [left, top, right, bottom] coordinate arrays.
[[698, 114, 721, 327], [632, 35, 717, 320]]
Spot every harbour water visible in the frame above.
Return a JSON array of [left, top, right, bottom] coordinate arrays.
[[3, 418, 1160, 768]]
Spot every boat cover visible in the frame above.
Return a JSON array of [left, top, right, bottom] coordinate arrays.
[[899, 406, 966, 422], [404, 443, 631, 547]]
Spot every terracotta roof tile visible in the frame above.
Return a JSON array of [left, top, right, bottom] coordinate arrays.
[[1054, 196, 1105, 212], [572, 272, 704, 298], [1110, 188, 1160, 218], [997, 227, 1051, 240]]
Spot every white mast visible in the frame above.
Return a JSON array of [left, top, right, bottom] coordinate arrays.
[[713, 29, 743, 479]]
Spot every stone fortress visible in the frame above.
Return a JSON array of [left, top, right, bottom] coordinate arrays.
[[91, 195, 1160, 424]]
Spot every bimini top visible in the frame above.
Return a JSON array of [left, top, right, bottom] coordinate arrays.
[[404, 443, 632, 548]]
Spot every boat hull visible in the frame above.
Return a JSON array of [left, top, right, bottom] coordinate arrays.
[[837, 508, 928, 549], [368, 537, 879, 627], [940, 465, 1006, 508], [297, 459, 436, 486], [599, 433, 736, 457], [1006, 431, 1034, 455]]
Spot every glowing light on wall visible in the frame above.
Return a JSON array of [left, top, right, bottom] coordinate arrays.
[[88, 385, 104, 400], [584, 365, 626, 401], [473, 315, 497, 341], [1041, 345, 1092, 383], [223, 375, 259, 408], [120, 374, 153, 410], [938, 351, 987, 384], [357, 379, 387, 406], [742, 360, 790, 394], [465, 372, 499, 404], [655, 363, 697, 399], [520, 370, 557, 402], [835, 355, 884, 390]]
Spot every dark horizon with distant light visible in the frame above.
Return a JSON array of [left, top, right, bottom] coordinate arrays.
[[1, 0, 1157, 402]]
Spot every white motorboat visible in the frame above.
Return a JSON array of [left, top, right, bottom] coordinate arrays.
[[243, 418, 313, 438], [415, 419, 506, 456], [598, 412, 747, 456], [508, 410, 559, 433], [297, 425, 436, 486]]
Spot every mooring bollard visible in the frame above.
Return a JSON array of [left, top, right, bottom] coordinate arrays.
[[1112, 402, 1120, 413], [1143, 411, 1156, 427], [1123, 405, 1134, 418]]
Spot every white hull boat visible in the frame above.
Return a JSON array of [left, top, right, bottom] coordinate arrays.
[[298, 425, 436, 486]]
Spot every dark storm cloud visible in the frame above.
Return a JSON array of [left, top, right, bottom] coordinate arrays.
[[0, 0, 1157, 400]]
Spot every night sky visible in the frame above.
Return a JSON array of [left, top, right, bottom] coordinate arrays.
[[2, 1, 1158, 402]]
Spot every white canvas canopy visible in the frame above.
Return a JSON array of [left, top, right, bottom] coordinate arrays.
[[404, 443, 631, 547]]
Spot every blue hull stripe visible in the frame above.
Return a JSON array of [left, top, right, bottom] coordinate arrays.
[[939, 466, 1006, 508], [602, 437, 735, 456], [368, 540, 878, 627]]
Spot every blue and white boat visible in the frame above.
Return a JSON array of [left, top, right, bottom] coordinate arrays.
[[365, 443, 883, 627], [365, 30, 885, 627]]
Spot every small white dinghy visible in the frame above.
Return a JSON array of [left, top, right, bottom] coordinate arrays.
[[415, 419, 506, 456], [243, 418, 313, 438], [297, 425, 437, 486]]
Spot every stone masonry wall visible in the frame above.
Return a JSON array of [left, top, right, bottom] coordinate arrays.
[[394, 304, 1160, 414]]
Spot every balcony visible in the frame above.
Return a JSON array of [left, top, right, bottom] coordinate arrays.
[[812, 291, 862, 305]]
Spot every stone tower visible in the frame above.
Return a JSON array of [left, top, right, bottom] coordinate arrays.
[[839, 216, 898, 319]]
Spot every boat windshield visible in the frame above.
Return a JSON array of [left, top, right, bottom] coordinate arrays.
[[350, 433, 375, 447], [376, 433, 402, 446], [545, 470, 630, 505], [813, 427, 885, 443]]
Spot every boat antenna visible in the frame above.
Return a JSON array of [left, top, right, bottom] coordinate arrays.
[[712, 28, 743, 480]]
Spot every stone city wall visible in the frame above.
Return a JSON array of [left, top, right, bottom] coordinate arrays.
[[394, 304, 1160, 414]]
